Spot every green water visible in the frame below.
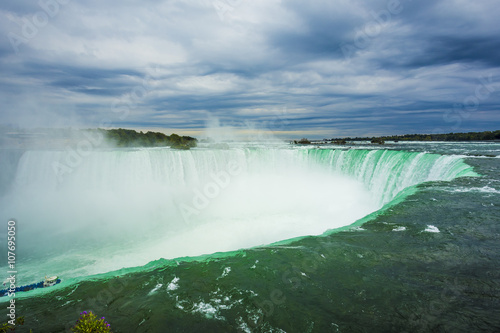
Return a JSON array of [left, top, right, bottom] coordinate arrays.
[[2, 143, 499, 332]]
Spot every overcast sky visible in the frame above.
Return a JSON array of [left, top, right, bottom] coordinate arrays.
[[1, 0, 499, 138]]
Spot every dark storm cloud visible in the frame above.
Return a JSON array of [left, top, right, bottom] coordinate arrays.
[[266, 1, 363, 61], [404, 36, 500, 68], [0, 0, 499, 138]]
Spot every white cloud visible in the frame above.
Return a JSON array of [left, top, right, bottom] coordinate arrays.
[[0, 0, 499, 137]]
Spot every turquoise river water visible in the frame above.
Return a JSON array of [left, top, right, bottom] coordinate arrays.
[[0, 141, 499, 332]]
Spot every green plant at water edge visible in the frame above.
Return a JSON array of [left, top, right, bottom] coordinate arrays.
[[1, 316, 26, 332], [72, 311, 112, 333]]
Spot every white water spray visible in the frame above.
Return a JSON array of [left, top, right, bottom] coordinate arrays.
[[0, 145, 476, 283]]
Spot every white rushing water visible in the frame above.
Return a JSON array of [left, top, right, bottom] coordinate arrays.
[[0, 146, 476, 283]]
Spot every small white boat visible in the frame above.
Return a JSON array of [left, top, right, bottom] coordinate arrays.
[[1, 276, 61, 296], [43, 276, 59, 288]]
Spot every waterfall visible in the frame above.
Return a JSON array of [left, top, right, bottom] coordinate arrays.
[[0, 147, 476, 281]]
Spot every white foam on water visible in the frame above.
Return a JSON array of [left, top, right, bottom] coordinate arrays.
[[167, 277, 180, 291], [237, 318, 252, 333], [452, 186, 500, 194], [191, 301, 225, 321], [424, 225, 440, 233], [219, 267, 231, 279], [148, 283, 163, 295]]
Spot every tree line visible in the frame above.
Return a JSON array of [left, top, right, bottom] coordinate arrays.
[[332, 130, 500, 142], [94, 128, 197, 149]]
